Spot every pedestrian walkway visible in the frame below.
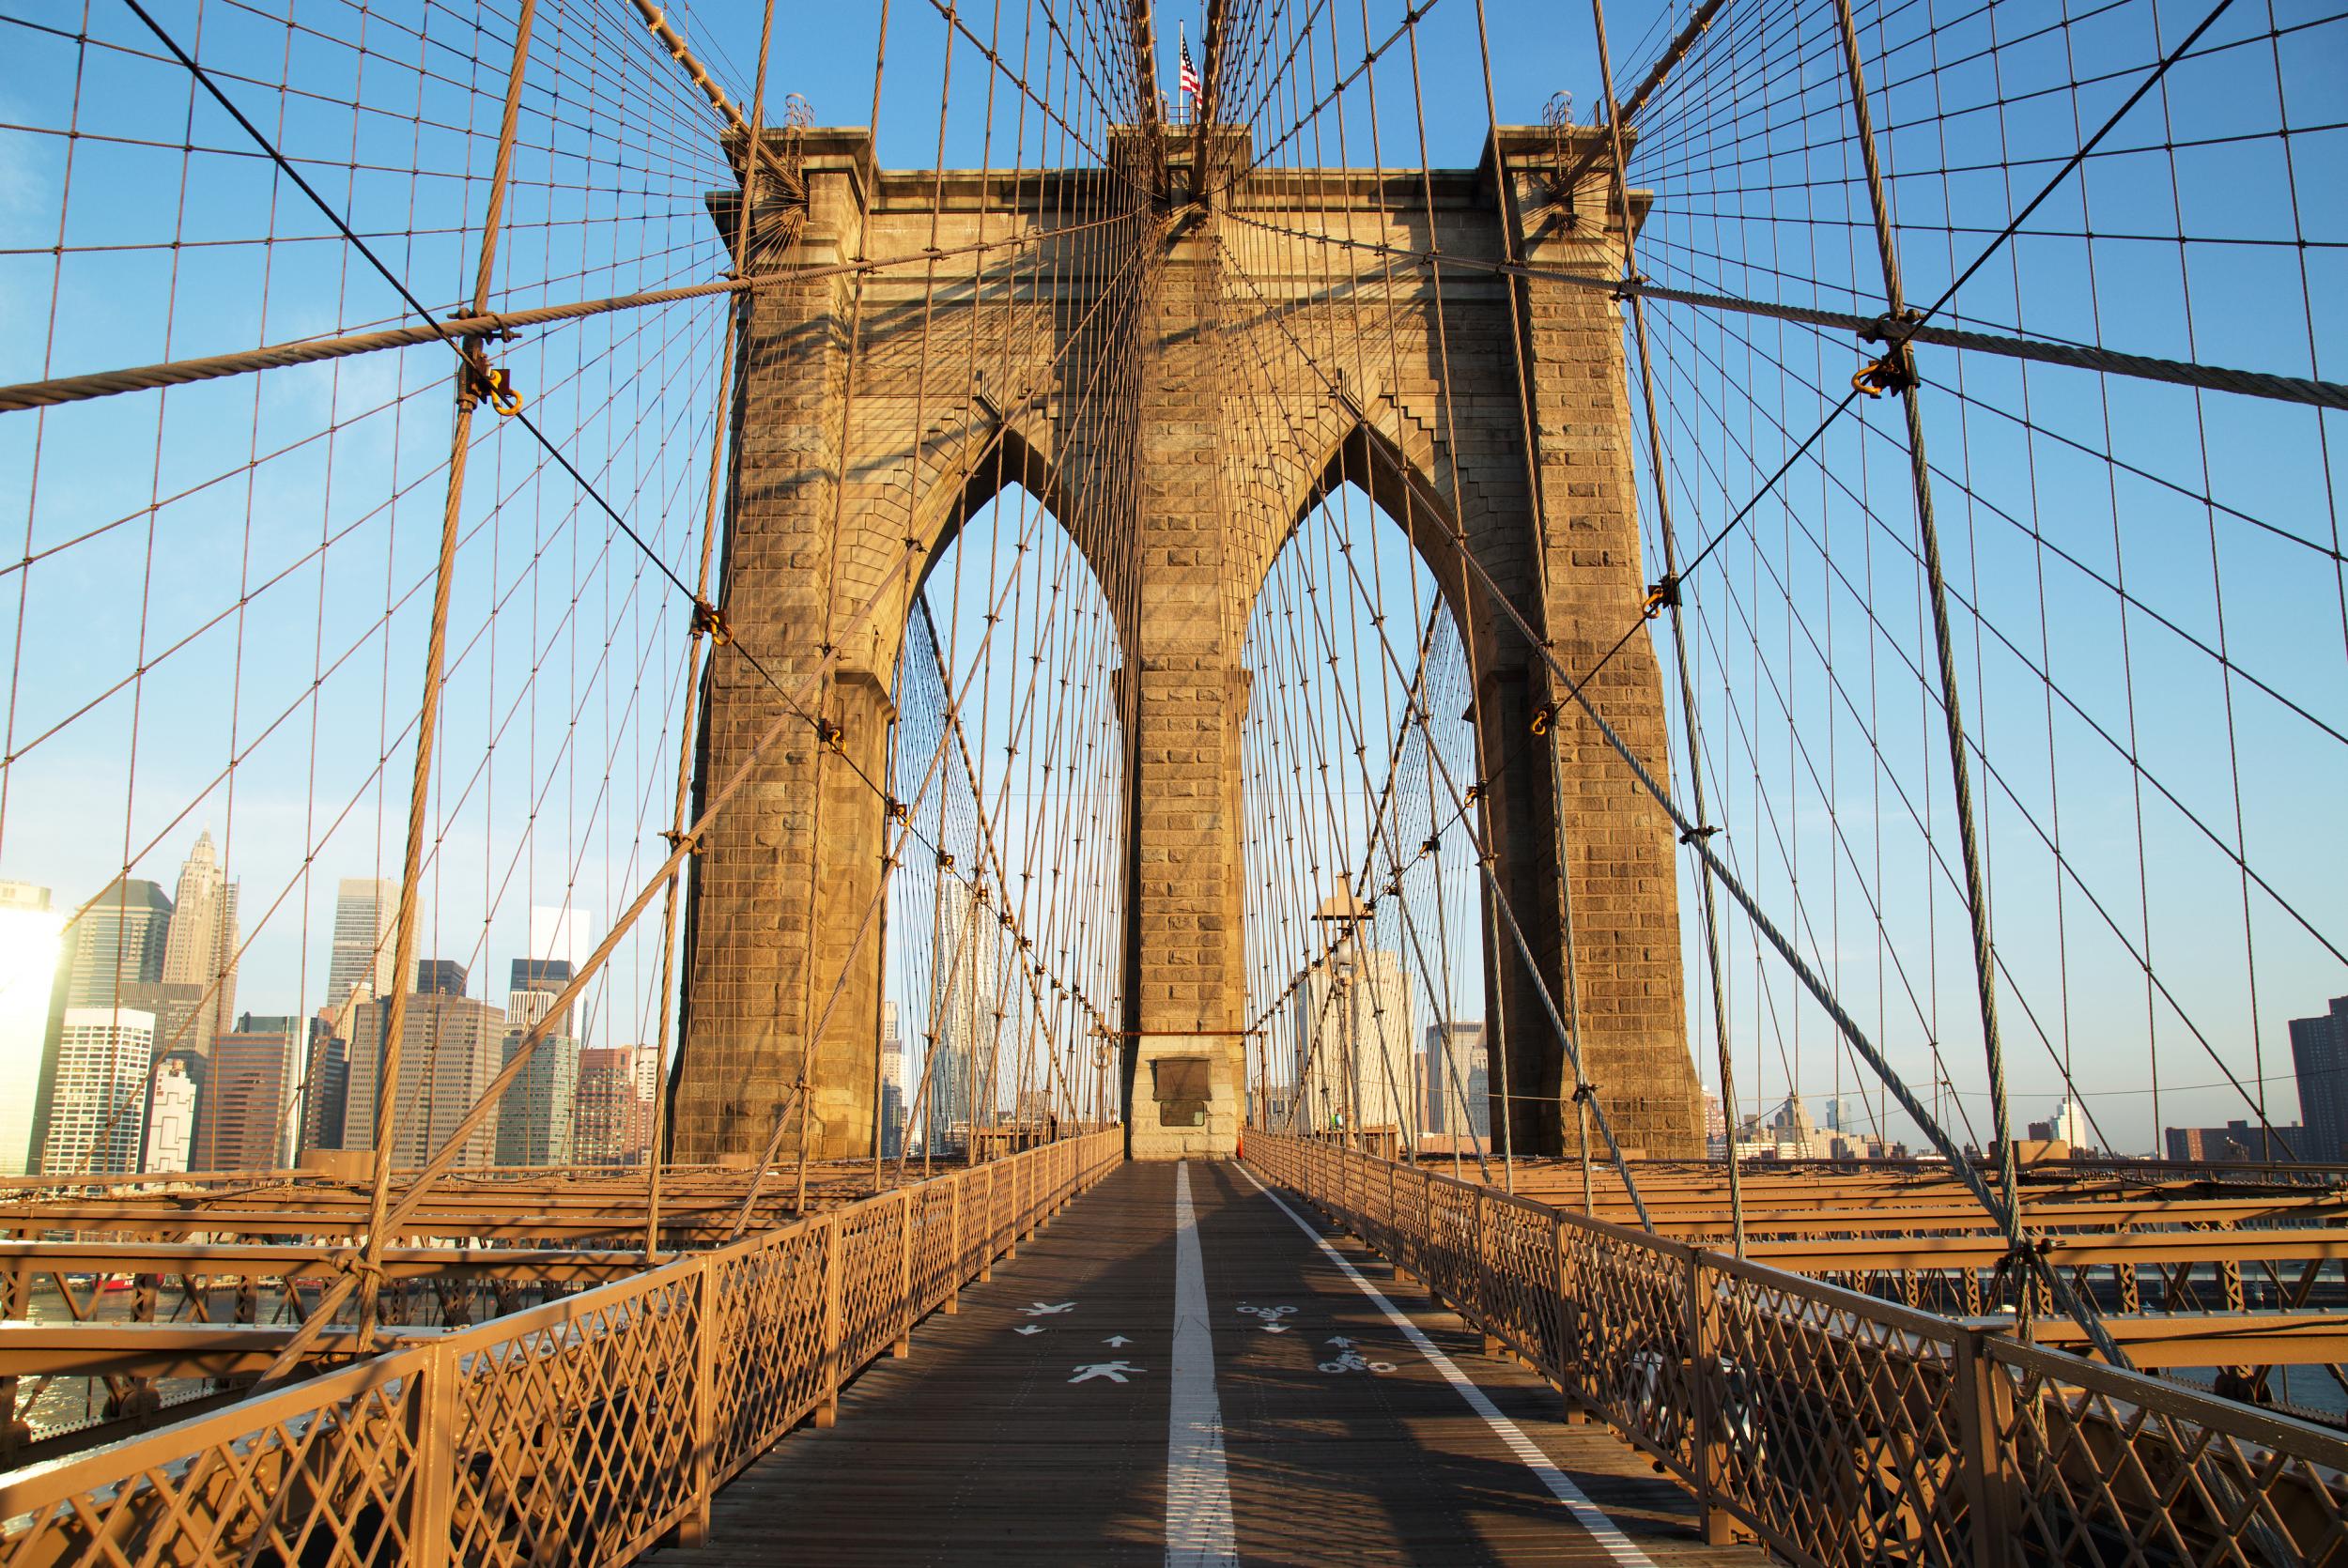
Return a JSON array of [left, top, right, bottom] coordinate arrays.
[[650, 1160, 1767, 1565]]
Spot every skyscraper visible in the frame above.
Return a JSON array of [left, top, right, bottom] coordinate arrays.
[[301, 1029, 349, 1156], [1423, 1021, 1489, 1142], [415, 959, 468, 999], [161, 830, 239, 1053], [43, 1007, 154, 1175], [2289, 996, 2348, 1162], [0, 882, 62, 1176], [198, 1015, 305, 1170], [925, 879, 1003, 1145], [144, 1054, 200, 1172], [57, 879, 173, 1007], [880, 1000, 904, 1157], [575, 1045, 649, 1164], [509, 957, 574, 1036], [341, 986, 507, 1168], [1298, 943, 1415, 1137], [495, 976, 579, 1167], [529, 905, 592, 971], [36, 878, 172, 1167], [326, 878, 398, 1011]]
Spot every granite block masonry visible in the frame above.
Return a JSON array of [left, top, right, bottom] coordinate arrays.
[[672, 125, 1703, 1163]]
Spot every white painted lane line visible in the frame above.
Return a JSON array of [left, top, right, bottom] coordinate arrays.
[[1167, 1161, 1240, 1568], [1233, 1161, 1660, 1568]]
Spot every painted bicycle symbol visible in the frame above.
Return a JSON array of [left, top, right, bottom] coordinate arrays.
[[1317, 1336, 1395, 1375]]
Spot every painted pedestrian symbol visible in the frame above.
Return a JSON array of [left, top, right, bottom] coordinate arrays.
[[1319, 1336, 1395, 1376], [1069, 1360, 1143, 1384], [1020, 1301, 1076, 1316]]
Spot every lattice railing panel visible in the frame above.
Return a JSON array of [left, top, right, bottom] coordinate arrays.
[[1567, 1220, 1695, 1472], [839, 1199, 907, 1372], [0, 1131, 1122, 1565], [0, 1360, 422, 1565], [446, 1274, 703, 1564], [707, 1223, 827, 1481], [1479, 1195, 1561, 1378], [2000, 1342, 2348, 1568], [1708, 1268, 1970, 1565], [1249, 1134, 2348, 1568], [911, 1182, 957, 1316]]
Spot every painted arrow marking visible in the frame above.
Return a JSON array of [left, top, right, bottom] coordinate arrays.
[[1069, 1360, 1142, 1384], [1013, 1325, 1043, 1336], [1020, 1301, 1076, 1316], [1104, 1335, 1133, 1347]]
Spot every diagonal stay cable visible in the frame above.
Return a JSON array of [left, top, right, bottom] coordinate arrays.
[[118, 0, 703, 610], [1376, 0, 2260, 770]]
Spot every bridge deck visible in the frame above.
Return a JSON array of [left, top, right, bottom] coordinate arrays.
[[652, 1159, 1763, 1565]]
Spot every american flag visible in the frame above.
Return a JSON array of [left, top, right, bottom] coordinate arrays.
[[1178, 26, 1201, 104]]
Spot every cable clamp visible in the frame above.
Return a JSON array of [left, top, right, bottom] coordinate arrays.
[[468, 360, 525, 417], [691, 600, 733, 646], [886, 797, 909, 823], [1611, 272, 1645, 302], [1678, 823, 1719, 847], [937, 851, 956, 871], [1641, 574, 1679, 620], [1529, 703, 1556, 737], [1421, 835, 1442, 857], [816, 719, 844, 752], [1571, 1082, 1601, 1104], [1462, 782, 1484, 806], [660, 827, 703, 855], [1851, 349, 1915, 399]]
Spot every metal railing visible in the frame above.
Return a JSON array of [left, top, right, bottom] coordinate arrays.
[[0, 1130, 1123, 1565], [1248, 1132, 2348, 1568]]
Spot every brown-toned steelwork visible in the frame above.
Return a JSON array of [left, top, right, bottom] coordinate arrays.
[[1258, 1134, 2348, 1568], [0, 1130, 1122, 1560]]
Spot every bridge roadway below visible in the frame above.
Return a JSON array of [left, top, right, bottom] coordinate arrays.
[[649, 1158, 1765, 1566]]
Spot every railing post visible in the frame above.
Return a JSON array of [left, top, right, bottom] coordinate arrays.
[[893, 1189, 914, 1358], [980, 1165, 996, 1281], [409, 1342, 458, 1568], [1688, 1253, 1735, 1545], [1556, 1215, 1587, 1423], [1954, 1330, 2020, 1567], [1477, 1193, 1503, 1360], [815, 1214, 843, 1428], [946, 1175, 964, 1314], [680, 1256, 717, 1546]]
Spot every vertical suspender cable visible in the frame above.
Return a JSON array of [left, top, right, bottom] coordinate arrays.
[[1827, 0, 2021, 1272], [357, 0, 540, 1342], [646, 0, 780, 1256], [1584, 0, 1746, 1254]]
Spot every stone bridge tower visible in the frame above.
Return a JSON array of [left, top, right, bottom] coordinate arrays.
[[672, 125, 1705, 1164]]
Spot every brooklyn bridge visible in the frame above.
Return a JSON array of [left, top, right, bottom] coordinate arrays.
[[0, 0, 2340, 1560]]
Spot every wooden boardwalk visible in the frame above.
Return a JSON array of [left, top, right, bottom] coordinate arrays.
[[649, 1160, 1767, 1565]]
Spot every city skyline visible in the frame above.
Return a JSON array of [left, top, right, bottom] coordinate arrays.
[[0, 825, 659, 1175]]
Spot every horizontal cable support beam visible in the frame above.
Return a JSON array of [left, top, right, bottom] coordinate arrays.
[[0, 213, 1144, 416], [1222, 212, 2348, 412]]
